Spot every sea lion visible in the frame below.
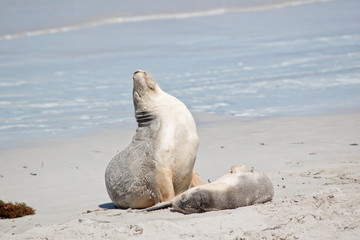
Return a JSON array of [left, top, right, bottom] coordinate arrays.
[[105, 70, 203, 209], [145, 165, 274, 214]]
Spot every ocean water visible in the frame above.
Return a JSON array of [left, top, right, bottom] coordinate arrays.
[[0, 0, 360, 148]]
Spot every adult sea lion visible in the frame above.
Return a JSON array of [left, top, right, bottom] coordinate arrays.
[[145, 165, 274, 214], [105, 70, 203, 209]]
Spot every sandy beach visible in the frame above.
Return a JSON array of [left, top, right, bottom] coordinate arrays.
[[1, 1, 360, 239], [1, 111, 359, 239]]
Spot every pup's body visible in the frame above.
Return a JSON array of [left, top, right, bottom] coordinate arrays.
[[146, 165, 274, 214]]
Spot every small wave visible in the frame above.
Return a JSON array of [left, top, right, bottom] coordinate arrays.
[[193, 103, 230, 109], [0, 0, 333, 41], [0, 81, 27, 87], [227, 0, 333, 13], [0, 124, 30, 130], [263, 34, 360, 47], [0, 101, 11, 106], [0, 8, 226, 41]]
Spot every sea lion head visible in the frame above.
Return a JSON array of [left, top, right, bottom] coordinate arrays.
[[132, 70, 160, 105], [231, 165, 252, 173], [132, 70, 161, 127], [172, 188, 215, 214]]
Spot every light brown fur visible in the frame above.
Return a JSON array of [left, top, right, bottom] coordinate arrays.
[[105, 70, 203, 209]]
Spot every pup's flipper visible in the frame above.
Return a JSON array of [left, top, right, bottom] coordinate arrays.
[[143, 201, 172, 212]]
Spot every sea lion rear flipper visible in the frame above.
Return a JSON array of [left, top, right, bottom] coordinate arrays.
[[143, 201, 172, 212], [190, 170, 205, 187]]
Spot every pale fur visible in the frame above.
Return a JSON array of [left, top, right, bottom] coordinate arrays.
[[105, 70, 203, 209]]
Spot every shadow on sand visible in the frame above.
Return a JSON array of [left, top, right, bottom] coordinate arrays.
[[98, 202, 117, 209]]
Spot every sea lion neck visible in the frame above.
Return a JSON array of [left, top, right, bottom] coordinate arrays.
[[135, 110, 155, 127]]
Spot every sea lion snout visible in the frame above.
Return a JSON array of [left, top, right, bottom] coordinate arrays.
[[134, 70, 145, 75], [133, 70, 147, 83]]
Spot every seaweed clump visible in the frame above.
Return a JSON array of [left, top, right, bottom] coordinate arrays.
[[0, 200, 35, 219]]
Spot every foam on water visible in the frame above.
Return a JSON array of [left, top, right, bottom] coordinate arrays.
[[0, 0, 332, 41], [0, 9, 226, 41]]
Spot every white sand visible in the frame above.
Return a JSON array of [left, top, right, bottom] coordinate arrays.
[[1, 112, 359, 239]]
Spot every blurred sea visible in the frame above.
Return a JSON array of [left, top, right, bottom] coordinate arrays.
[[0, 0, 360, 148]]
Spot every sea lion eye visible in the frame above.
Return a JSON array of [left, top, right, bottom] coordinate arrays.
[[145, 78, 156, 91]]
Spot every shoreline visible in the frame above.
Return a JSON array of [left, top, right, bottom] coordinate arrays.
[[1, 111, 359, 238], [3, 106, 359, 151]]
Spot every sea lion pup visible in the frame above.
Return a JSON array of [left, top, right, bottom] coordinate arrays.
[[145, 165, 274, 214], [105, 70, 203, 209]]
